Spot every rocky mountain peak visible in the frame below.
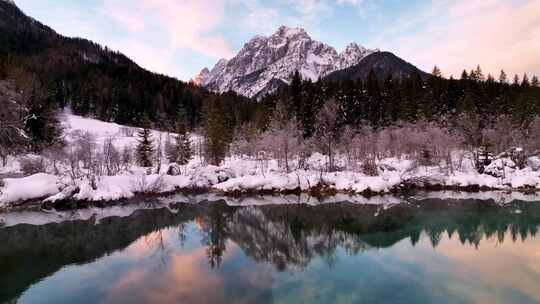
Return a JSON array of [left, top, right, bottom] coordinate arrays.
[[192, 68, 210, 86], [197, 26, 378, 98], [275, 26, 309, 39]]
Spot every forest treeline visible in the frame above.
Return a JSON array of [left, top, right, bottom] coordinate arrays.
[[2, 1, 540, 175], [2, 56, 540, 174], [0, 1, 261, 130]]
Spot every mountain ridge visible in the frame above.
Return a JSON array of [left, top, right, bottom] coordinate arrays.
[[324, 51, 429, 82], [195, 26, 379, 98]]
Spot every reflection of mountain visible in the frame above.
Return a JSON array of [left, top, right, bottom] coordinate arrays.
[[225, 200, 540, 271], [2, 199, 540, 302]]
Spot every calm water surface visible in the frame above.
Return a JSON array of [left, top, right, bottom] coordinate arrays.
[[2, 198, 540, 303]]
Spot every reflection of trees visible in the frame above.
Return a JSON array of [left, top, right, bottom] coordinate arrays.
[[2, 198, 540, 302], [145, 230, 170, 266], [215, 200, 540, 271], [0, 206, 202, 303], [201, 204, 230, 269]]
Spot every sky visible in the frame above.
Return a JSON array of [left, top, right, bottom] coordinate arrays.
[[14, 0, 540, 81]]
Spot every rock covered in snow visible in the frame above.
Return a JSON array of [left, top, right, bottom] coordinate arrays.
[[528, 156, 540, 171], [198, 26, 378, 98], [165, 163, 183, 176], [484, 158, 516, 178]]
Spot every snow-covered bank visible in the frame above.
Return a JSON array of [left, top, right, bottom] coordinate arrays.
[[2, 190, 539, 228], [1, 158, 539, 209], [1, 113, 540, 209], [0, 174, 60, 204]]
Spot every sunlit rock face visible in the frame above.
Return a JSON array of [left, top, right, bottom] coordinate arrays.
[[197, 26, 377, 98]]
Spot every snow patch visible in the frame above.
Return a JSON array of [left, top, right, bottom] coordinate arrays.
[[0, 173, 60, 205]]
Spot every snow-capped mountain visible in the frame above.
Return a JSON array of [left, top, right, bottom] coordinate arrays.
[[192, 68, 209, 86], [196, 26, 378, 98]]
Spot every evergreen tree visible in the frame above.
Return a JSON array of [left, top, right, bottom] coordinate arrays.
[[289, 70, 303, 120], [167, 108, 192, 165], [432, 65, 442, 78], [24, 88, 64, 153], [400, 71, 423, 122], [532, 76, 539, 87], [522, 73, 530, 87], [0, 82, 26, 165], [136, 115, 154, 167], [366, 69, 383, 125], [461, 70, 469, 80], [474, 65, 485, 81], [499, 70, 508, 84], [513, 74, 520, 86], [469, 69, 476, 81], [457, 92, 475, 114], [202, 96, 233, 166]]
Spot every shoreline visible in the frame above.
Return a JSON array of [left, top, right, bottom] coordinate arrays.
[[1, 182, 538, 214]]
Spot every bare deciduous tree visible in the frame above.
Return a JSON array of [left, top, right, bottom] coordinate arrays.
[[313, 99, 341, 172], [231, 122, 260, 158], [259, 101, 303, 173]]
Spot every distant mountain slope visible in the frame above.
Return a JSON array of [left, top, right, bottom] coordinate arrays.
[[0, 0, 210, 127], [196, 26, 378, 98], [323, 51, 429, 82]]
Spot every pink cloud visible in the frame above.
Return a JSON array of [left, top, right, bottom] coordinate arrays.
[[102, 0, 235, 60], [376, 0, 540, 78]]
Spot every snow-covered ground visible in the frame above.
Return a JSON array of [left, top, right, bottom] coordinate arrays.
[[1, 113, 540, 208]]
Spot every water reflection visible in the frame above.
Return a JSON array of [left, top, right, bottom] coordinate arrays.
[[1, 199, 540, 303]]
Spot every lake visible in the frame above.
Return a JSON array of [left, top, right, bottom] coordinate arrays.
[[1, 195, 540, 303]]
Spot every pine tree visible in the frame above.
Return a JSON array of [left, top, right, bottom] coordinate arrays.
[[461, 70, 469, 80], [176, 133, 192, 165], [165, 135, 175, 163], [289, 70, 303, 117], [522, 73, 530, 87], [0, 82, 26, 165], [532, 76, 539, 87], [366, 69, 383, 125], [499, 70, 508, 84], [432, 65, 442, 78], [136, 115, 154, 167], [24, 88, 64, 153], [202, 96, 233, 166], [457, 92, 475, 114], [474, 65, 485, 81], [167, 108, 192, 165], [469, 69, 476, 81], [513, 74, 520, 86]]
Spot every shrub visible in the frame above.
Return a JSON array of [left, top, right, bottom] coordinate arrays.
[[362, 158, 378, 176], [20, 156, 46, 175]]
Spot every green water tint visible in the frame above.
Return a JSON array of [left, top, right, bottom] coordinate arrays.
[[2, 199, 540, 303]]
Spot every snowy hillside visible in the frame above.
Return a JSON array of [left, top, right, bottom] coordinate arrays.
[[197, 26, 378, 98], [62, 112, 173, 151]]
